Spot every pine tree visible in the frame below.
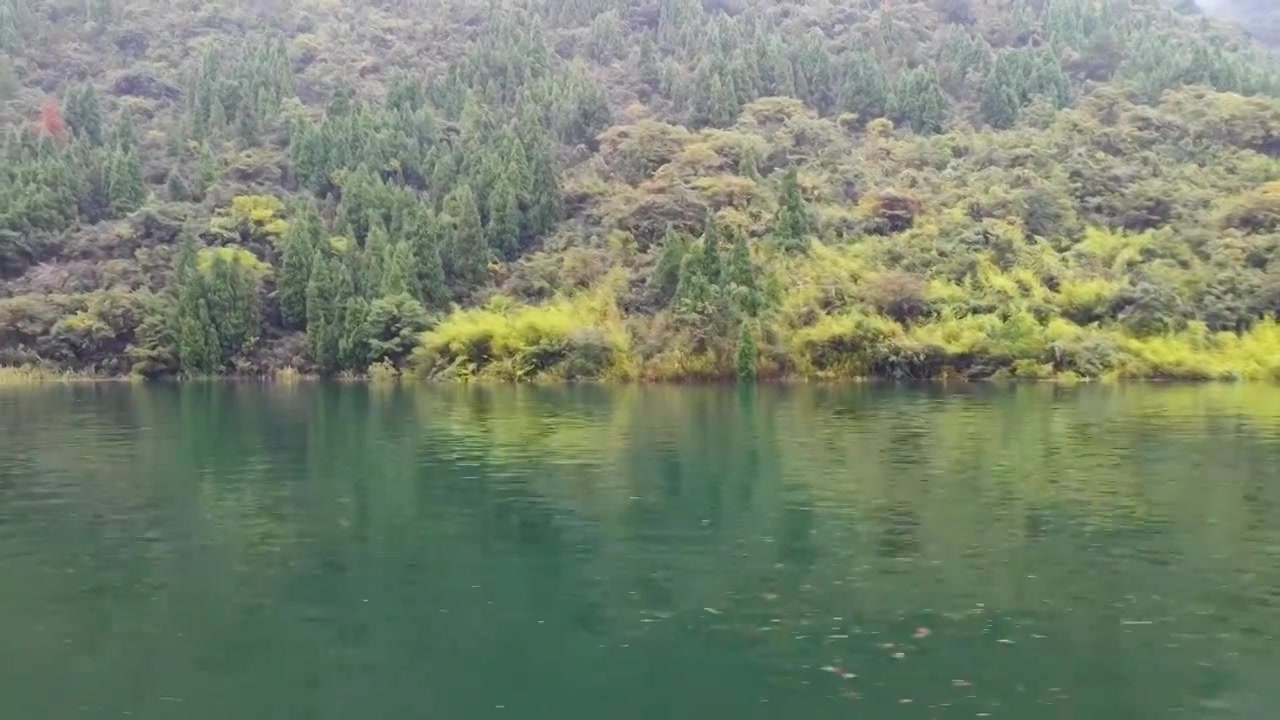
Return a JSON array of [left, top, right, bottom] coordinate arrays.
[[306, 252, 341, 373], [203, 252, 261, 363], [363, 219, 390, 294], [442, 183, 488, 286], [198, 143, 218, 193], [279, 205, 322, 329], [725, 230, 762, 317], [735, 321, 757, 381], [409, 207, 448, 307], [486, 175, 521, 260], [838, 47, 892, 123], [522, 143, 562, 239], [66, 84, 103, 145], [338, 297, 372, 371], [700, 213, 725, 286], [649, 228, 688, 307], [980, 64, 1020, 129], [112, 114, 137, 152], [381, 242, 416, 297], [165, 169, 190, 201], [290, 126, 328, 193], [893, 67, 947, 135], [772, 168, 811, 253], [174, 236, 220, 375], [675, 243, 714, 309], [107, 150, 145, 215]]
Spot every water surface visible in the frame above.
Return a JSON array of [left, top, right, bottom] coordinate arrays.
[[1, 383, 1278, 718]]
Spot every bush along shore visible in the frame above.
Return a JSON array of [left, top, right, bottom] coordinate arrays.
[[5, 1, 1280, 382]]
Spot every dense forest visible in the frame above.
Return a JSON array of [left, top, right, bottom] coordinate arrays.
[[3, 0, 1280, 381]]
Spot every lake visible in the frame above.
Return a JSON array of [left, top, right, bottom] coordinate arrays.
[[0, 383, 1278, 719]]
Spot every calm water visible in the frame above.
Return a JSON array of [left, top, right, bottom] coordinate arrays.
[[1, 384, 1278, 719]]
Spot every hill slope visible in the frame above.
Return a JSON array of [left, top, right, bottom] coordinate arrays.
[[4, 0, 1280, 380]]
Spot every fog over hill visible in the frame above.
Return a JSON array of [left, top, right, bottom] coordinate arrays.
[[1200, 0, 1280, 45]]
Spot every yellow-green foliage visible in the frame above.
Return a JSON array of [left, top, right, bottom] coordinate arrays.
[[1117, 320, 1280, 380], [197, 245, 271, 276], [210, 195, 289, 240], [1054, 275, 1121, 321], [0, 366, 103, 384], [413, 283, 635, 381], [788, 312, 902, 378]]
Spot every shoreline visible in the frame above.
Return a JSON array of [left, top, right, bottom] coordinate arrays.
[[1, 366, 1268, 386]]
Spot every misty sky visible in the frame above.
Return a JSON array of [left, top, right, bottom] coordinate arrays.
[[1197, 0, 1280, 45]]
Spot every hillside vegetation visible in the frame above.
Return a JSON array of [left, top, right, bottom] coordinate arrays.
[[4, 0, 1280, 381]]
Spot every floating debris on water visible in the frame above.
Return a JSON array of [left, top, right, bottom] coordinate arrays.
[[704, 607, 722, 615], [914, 627, 932, 639]]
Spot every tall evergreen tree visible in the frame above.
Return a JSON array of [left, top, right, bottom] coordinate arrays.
[[279, 205, 322, 329], [338, 297, 372, 371], [893, 67, 947, 134], [486, 175, 521, 260], [107, 150, 145, 215], [306, 252, 341, 373], [735, 321, 757, 381], [725, 230, 762, 317], [442, 183, 488, 286], [381, 242, 416, 297], [771, 168, 811, 253], [66, 84, 103, 145], [409, 207, 448, 307], [173, 236, 220, 375], [837, 47, 892, 122]]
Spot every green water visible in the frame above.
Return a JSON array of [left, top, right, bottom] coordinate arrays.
[[1, 384, 1278, 719]]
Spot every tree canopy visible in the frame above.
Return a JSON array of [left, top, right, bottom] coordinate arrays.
[[3, 0, 1280, 381]]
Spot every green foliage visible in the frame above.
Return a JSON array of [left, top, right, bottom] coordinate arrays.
[[442, 183, 488, 287], [772, 169, 811, 253], [279, 204, 322, 329], [486, 175, 521, 260], [735, 321, 757, 381], [174, 236, 221, 375], [305, 253, 344, 374], [6, 0, 1280, 380], [107, 150, 145, 215], [893, 67, 947, 135]]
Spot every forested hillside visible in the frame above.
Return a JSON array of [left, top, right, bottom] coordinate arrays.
[[4, 0, 1280, 380]]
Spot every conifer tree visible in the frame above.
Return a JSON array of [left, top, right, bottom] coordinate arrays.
[[381, 242, 416, 297], [279, 205, 322, 329], [893, 67, 947, 134], [838, 47, 892, 122], [306, 252, 341, 373], [725, 230, 762, 316], [486, 175, 521, 260], [338, 297, 372, 371], [203, 252, 261, 363], [675, 243, 714, 309], [735, 322, 757, 381], [699, 213, 725, 286], [442, 183, 488, 286], [771, 168, 810, 253], [66, 84, 103, 145], [980, 63, 1021, 128], [408, 207, 448, 307], [165, 169, 190, 202], [107, 150, 145, 215], [112, 114, 137, 152], [649, 229, 688, 308], [363, 220, 390, 294], [174, 236, 220, 375]]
